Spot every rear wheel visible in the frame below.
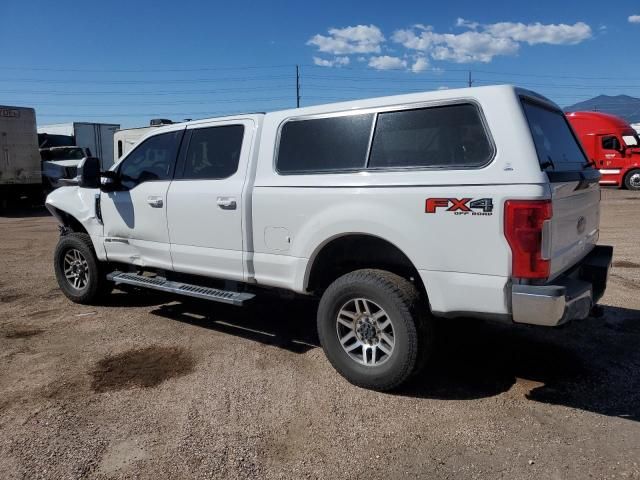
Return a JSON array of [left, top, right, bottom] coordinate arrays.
[[54, 232, 112, 304], [317, 269, 433, 391], [624, 169, 640, 191]]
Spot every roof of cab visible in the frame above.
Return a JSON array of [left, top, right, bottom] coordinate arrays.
[[566, 111, 633, 132]]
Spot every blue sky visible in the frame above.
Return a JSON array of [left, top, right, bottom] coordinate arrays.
[[1, 0, 639, 128]]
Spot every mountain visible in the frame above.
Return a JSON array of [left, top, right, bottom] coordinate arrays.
[[564, 95, 640, 124]]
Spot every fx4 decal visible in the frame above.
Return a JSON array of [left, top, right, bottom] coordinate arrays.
[[425, 198, 494, 216]]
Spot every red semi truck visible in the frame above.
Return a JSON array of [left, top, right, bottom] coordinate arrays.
[[566, 111, 640, 190]]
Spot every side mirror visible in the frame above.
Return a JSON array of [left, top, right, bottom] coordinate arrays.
[[77, 157, 101, 189], [100, 170, 120, 192], [614, 139, 623, 152]]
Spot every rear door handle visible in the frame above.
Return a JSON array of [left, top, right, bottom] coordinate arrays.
[[216, 197, 237, 210], [147, 196, 163, 208]]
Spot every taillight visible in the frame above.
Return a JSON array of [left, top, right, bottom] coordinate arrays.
[[504, 200, 552, 279]]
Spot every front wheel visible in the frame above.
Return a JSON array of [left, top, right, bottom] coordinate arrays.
[[317, 269, 433, 391], [54, 232, 112, 304], [624, 169, 640, 191]]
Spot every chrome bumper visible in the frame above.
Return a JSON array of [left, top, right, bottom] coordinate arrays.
[[511, 245, 613, 327]]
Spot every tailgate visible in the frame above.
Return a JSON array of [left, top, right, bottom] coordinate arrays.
[[520, 97, 602, 280], [547, 178, 600, 279]]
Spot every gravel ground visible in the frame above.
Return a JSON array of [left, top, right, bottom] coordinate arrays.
[[0, 188, 639, 479]]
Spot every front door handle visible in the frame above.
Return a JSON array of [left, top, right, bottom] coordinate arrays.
[[216, 197, 237, 210], [147, 196, 163, 208]]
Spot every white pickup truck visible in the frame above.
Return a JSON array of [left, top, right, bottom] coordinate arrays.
[[45, 85, 612, 391]]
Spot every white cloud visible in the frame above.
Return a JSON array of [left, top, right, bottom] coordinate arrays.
[[307, 25, 384, 55], [308, 19, 593, 70], [393, 28, 519, 63], [391, 29, 434, 51], [629, 15, 640, 24], [313, 56, 350, 67], [411, 56, 429, 73], [455, 18, 479, 30], [484, 21, 592, 45], [368, 55, 407, 70], [392, 19, 591, 63]]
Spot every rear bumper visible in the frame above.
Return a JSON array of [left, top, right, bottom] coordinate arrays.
[[511, 245, 613, 327]]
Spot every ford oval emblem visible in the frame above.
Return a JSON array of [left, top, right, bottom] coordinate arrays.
[[577, 216, 586, 234]]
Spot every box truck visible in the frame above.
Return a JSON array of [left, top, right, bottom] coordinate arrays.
[[0, 106, 42, 205], [38, 122, 120, 170]]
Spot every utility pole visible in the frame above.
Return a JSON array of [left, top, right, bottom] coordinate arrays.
[[296, 65, 301, 108], [467, 71, 473, 88]]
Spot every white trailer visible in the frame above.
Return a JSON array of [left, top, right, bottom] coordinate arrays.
[[113, 120, 176, 164], [113, 126, 157, 163], [38, 122, 120, 170], [0, 106, 42, 203]]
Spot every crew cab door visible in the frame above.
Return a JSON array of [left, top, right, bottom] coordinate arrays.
[[522, 100, 600, 279], [166, 119, 254, 281], [100, 129, 184, 269]]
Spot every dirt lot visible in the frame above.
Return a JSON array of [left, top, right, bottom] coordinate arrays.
[[0, 188, 639, 479]]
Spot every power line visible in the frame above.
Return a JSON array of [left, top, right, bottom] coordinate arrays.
[[3, 61, 640, 83], [19, 97, 293, 107], [0, 64, 293, 73], [4, 62, 639, 83], [304, 63, 640, 82], [473, 80, 640, 90], [0, 85, 295, 95], [0, 75, 293, 84], [35, 109, 280, 118]]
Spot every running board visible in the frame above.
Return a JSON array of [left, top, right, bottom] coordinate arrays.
[[107, 271, 255, 306]]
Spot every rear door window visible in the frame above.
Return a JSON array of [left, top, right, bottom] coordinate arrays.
[[521, 100, 589, 172], [182, 125, 244, 180]]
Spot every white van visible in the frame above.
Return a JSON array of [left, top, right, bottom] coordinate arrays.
[[45, 85, 612, 390]]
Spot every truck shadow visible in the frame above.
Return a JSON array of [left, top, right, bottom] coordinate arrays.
[[107, 191, 135, 228], [405, 305, 640, 422], [0, 205, 49, 218], [149, 294, 320, 354], [146, 294, 640, 422]]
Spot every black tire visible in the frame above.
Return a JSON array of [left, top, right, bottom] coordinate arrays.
[[54, 232, 112, 304], [623, 169, 640, 191], [317, 269, 433, 391]]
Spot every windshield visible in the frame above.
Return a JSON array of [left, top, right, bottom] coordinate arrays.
[[521, 99, 590, 172], [44, 148, 86, 161], [622, 132, 639, 147]]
